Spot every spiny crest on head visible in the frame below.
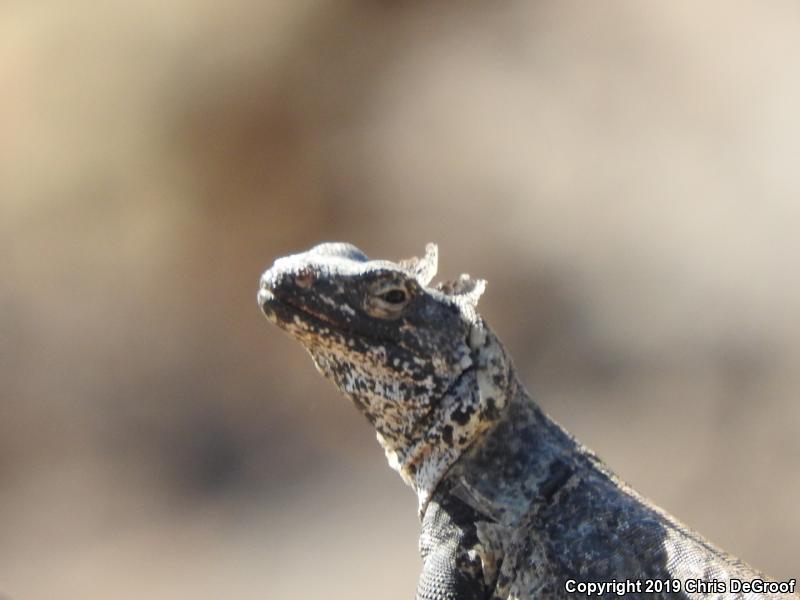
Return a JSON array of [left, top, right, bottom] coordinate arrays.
[[436, 274, 486, 321], [400, 243, 486, 320], [399, 243, 439, 286]]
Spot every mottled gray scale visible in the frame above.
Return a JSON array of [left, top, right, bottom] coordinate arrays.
[[258, 243, 797, 600]]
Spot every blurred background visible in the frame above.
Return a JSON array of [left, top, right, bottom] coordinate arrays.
[[2, 1, 799, 598]]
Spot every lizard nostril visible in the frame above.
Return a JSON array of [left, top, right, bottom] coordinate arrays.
[[294, 268, 315, 289]]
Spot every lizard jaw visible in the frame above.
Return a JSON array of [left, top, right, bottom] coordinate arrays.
[[258, 284, 339, 331]]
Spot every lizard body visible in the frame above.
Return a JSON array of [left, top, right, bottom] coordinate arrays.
[[258, 242, 797, 600]]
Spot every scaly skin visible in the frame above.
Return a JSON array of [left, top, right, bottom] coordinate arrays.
[[258, 242, 797, 600]]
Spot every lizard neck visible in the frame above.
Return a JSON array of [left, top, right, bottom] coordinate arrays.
[[379, 321, 514, 515], [439, 379, 592, 526]]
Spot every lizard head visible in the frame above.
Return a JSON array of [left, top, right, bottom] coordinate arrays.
[[258, 242, 509, 507]]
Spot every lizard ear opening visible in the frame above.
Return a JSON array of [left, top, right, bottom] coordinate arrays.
[[399, 243, 438, 287]]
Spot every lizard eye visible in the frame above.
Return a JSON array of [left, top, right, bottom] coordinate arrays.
[[365, 282, 412, 319], [380, 289, 407, 305]]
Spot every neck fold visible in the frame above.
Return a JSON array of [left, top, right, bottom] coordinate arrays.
[[379, 322, 513, 515]]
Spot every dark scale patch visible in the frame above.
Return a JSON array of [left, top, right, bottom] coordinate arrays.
[[537, 459, 574, 504], [442, 425, 454, 446], [519, 423, 537, 447], [451, 403, 477, 426], [483, 397, 499, 420], [413, 383, 435, 398]]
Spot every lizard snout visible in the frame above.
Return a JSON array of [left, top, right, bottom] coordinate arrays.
[[260, 263, 315, 295]]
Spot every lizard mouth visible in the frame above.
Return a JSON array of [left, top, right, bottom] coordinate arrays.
[[258, 285, 342, 331]]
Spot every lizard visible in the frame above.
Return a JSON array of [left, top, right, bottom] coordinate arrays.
[[257, 242, 798, 600]]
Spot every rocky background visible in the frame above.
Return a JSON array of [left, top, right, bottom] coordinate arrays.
[[2, 2, 799, 598]]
